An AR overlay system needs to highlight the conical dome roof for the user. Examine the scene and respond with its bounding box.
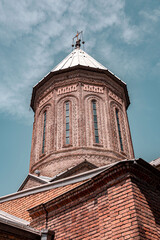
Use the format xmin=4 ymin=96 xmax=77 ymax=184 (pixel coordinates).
xmin=31 ymin=44 xmax=130 ymax=111
xmin=52 ymin=47 xmax=107 ymax=72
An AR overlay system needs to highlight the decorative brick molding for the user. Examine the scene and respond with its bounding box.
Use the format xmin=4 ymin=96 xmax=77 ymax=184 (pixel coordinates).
xmin=57 ymin=84 xmax=77 ymax=95
xmin=110 ymin=101 xmax=129 ymax=156
xmin=83 ymin=84 xmax=104 ymax=93
xmin=39 ymin=92 xmax=53 ymax=107
xmin=30 ymin=151 xmax=126 ymax=177
xmin=108 ymin=89 xmax=123 ymax=105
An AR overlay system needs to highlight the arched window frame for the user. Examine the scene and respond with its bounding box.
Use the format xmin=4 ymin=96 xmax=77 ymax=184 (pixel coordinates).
xmin=42 ymin=110 xmax=47 ymax=154
xmin=115 ymin=108 xmax=123 ymax=151
xmin=63 ymin=100 xmax=72 ymax=146
xmin=37 ymin=104 xmax=51 ymax=158
xmin=91 ymin=100 xmax=100 ymax=144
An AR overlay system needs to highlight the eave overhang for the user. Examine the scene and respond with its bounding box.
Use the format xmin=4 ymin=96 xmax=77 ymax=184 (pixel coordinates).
xmin=30 ymin=65 xmax=130 ymax=112
xmin=0 ymin=164 xmax=110 ymax=203
xmin=0 ymin=214 xmax=40 ymax=239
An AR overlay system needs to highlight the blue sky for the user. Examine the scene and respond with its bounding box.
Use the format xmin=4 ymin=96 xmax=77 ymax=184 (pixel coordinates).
xmin=0 ymin=0 xmax=160 ymax=196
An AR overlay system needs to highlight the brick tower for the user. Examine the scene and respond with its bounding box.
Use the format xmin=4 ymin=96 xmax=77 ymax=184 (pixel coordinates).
xmin=1 ymin=34 xmax=159 ymax=240
xmin=29 ymin=35 xmax=134 ymax=178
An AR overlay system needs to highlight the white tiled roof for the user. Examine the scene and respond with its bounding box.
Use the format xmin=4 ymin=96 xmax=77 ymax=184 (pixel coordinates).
xmin=52 ymin=48 xmax=107 ymax=72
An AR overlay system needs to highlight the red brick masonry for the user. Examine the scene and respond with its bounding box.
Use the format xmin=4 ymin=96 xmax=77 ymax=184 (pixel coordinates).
xmin=29 ymin=67 xmax=134 ymax=178
xmin=28 ymin=159 xmax=160 ymax=240
xmin=0 ymin=159 xmax=159 ymax=239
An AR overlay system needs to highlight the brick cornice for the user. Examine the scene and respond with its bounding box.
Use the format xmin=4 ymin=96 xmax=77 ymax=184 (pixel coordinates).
xmin=30 ymin=66 xmax=130 ymax=111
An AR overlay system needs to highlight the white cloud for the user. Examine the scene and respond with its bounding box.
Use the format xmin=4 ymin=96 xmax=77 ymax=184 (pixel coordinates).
xmin=140 ymin=8 xmax=160 ymax=23
xmin=0 ymin=1 xmax=45 ymax=43
xmin=98 ymin=42 xmax=144 ymax=82
xmin=120 ymin=19 xmax=140 ymax=44
xmin=0 ymin=0 xmax=158 ymax=122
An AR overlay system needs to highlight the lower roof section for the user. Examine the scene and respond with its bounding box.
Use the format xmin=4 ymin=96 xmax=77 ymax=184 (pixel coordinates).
xmin=0 ymin=210 xmax=40 ymax=239
xmin=0 ymin=159 xmax=159 ymax=222
xmin=18 ymin=160 xmax=97 ymax=191
xmin=150 ymin=157 xmax=160 ymax=170
xmin=0 ymin=161 xmax=115 ymax=203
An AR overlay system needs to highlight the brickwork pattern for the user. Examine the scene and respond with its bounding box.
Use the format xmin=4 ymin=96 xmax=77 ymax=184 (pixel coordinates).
xmin=0 ymin=181 xmax=85 ymax=221
xmin=30 ymin=179 xmax=142 ymax=239
xmin=31 ymin=153 xmax=124 ymax=178
xmin=132 ymin=178 xmax=160 ymax=239
xmin=29 ymin=163 xmax=160 ymax=240
xmin=110 ymin=100 xmax=129 ymax=155
xmin=0 ymin=161 xmax=159 ymax=239
xmin=29 ymin=69 xmax=134 ymax=178
xmin=21 ymin=178 xmax=43 ymax=190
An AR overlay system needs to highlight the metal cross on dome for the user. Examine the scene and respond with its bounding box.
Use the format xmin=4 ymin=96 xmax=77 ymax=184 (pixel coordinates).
xmin=75 ymin=31 xmax=82 ymax=41
xmin=72 ymin=31 xmax=85 ymax=49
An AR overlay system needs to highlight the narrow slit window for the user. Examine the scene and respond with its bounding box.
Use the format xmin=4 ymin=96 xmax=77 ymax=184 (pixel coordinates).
xmin=115 ymin=109 xmax=123 ymax=151
xmin=65 ymin=102 xmax=70 ymax=144
xmin=92 ymin=101 xmax=99 ymax=143
xmin=42 ymin=111 xmax=47 ymax=154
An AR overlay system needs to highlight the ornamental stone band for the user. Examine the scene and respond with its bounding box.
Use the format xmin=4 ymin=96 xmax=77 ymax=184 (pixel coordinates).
xmin=83 ymin=84 xmax=104 ymax=93
xmin=57 ymin=84 xmax=77 ymax=95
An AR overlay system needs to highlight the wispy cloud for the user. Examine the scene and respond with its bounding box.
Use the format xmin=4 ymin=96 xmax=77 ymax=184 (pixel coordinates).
xmin=140 ymin=8 xmax=160 ymax=23
xmin=0 ymin=0 xmax=159 ymax=123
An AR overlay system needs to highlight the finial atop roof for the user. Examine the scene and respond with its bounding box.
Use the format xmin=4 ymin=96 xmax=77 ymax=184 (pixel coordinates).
xmin=75 ymin=31 xmax=81 ymax=41
xmin=50 ymin=30 xmax=107 ymax=72
xmin=72 ymin=31 xmax=85 ymax=49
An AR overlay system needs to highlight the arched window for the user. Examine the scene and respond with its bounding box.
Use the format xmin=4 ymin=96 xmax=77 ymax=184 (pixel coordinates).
xmin=42 ymin=111 xmax=47 ymax=153
xmin=92 ymin=100 xmax=99 ymax=144
xmin=65 ymin=101 xmax=70 ymax=144
xmin=115 ymin=108 xmax=123 ymax=151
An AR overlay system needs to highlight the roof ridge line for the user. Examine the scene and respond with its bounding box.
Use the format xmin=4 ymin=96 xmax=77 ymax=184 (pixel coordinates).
xmin=0 ymin=163 xmax=113 ymax=202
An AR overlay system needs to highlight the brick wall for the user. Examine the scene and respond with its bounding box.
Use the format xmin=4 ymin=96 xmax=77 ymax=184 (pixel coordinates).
xmin=30 ymin=179 xmax=140 ymax=239
xmin=29 ymin=161 xmax=160 ymax=240
xmin=132 ymin=177 xmax=160 ymax=239
xmin=21 ymin=178 xmax=43 ymax=191
xmin=1 ymin=161 xmax=159 ymax=239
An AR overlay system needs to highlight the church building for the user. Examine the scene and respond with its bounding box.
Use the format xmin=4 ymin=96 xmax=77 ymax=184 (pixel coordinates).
xmin=0 ymin=33 xmax=160 ymax=240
